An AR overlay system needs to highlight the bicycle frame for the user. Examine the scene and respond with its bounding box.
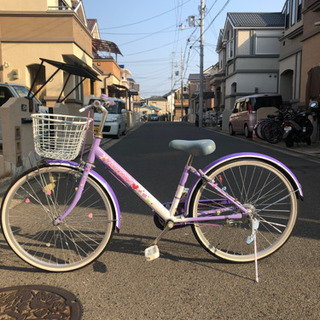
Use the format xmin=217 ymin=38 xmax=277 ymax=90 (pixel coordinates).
xmin=54 ymin=135 xmax=246 ymax=227
xmin=53 ymin=100 xmax=303 ymax=230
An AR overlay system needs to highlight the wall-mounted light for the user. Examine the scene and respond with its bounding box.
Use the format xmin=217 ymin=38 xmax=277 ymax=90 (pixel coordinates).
xmin=4 ymin=61 xmax=9 ymax=68
xmin=12 ymin=69 xmax=19 ymax=80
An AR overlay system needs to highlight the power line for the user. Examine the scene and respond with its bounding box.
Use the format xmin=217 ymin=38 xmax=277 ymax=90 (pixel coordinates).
xmin=119 ymin=25 xmax=176 ymax=46
xmin=123 ymin=31 xmax=191 ymax=56
xmin=204 ymin=0 xmax=231 ymax=34
xmin=100 ymin=0 xmax=192 ymax=30
xmin=100 ymin=29 xmax=177 ymax=36
xmin=188 ymin=0 xmax=231 ymax=50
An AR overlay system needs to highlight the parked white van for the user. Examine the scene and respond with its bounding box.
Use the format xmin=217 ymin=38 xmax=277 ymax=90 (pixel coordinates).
xmin=89 ymin=97 xmax=127 ymax=139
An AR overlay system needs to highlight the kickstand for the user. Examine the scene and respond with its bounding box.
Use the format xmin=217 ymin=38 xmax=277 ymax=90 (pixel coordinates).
xmin=145 ymin=224 xmax=171 ymax=261
xmin=247 ymin=218 xmax=260 ymax=283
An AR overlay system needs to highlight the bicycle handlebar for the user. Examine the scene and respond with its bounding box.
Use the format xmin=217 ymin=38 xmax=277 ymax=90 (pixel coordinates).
xmin=79 ymin=99 xmax=109 ymax=114
xmin=80 ymin=99 xmax=109 ymax=135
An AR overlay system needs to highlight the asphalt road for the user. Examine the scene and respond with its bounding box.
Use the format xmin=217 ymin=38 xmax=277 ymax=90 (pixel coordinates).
xmin=0 ymin=122 xmax=319 ymax=319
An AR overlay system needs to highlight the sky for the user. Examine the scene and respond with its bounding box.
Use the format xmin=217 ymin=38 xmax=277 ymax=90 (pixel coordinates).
xmin=82 ymin=0 xmax=285 ymax=98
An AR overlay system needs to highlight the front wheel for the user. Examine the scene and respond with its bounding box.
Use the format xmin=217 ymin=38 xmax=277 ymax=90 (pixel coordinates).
xmin=189 ymin=159 xmax=298 ymax=262
xmin=229 ymin=124 xmax=235 ymax=136
xmin=1 ymin=165 xmax=115 ymax=272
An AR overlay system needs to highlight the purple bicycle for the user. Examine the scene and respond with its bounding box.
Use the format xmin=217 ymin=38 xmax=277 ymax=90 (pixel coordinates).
xmin=0 ymin=99 xmax=302 ymax=281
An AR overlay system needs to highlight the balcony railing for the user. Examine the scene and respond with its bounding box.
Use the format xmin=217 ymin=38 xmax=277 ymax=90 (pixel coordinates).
xmin=174 ymin=99 xmax=189 ymax=107
xmin=47 ymin=5 xmax=73 ymax=12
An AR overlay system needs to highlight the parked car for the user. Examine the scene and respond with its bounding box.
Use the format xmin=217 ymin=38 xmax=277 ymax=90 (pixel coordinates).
xmin=148 ymin=113 xmax=159 ymax=121
xmin=0 ymin=82 xmax=42 ymax=109
xmin=0 ymin=82 xmax=42 ymax=144
xmin=228 ymin=94 xmax=282 ymax=138
xmin=90 ymin=97 xmax=127 ymax=139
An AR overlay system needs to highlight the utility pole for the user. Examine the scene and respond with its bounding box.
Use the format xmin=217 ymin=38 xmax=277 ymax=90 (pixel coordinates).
xmin=178 ymin=0 xmax=205 ymax=125
xmin=198 ymin=0 xmax=205 ymax=127
xmin=170 ymin=52 xmax=174 ymax=122
xmin=180 ymin=47 xmax=184 ymax=121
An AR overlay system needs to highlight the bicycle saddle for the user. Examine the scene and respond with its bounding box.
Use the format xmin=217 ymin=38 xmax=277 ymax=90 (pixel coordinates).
xmin=169 ymin=139 xmax=216 ymax=156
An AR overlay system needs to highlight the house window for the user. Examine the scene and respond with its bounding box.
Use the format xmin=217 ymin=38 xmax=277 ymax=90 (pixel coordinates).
xmin=229 ymin=40 xmax=234 ymax=59
xmin=297 ymin=0 xmax=302 ymax=21
xmin=227 ymin=37 xmax=234 ymax=60
xmin=291 ymin=0 xmax=296 ymax=26
xmin=255 ymin=37 xmax=280 ymax=54
xmin=285 ymin=0 xmax=290 ymax=29
xmin=58 ymin=0 xmax=68 ymax=10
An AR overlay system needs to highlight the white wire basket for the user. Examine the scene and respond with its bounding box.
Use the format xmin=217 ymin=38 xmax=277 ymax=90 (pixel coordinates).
xmin=31 ymin=113 xmax=92 ymax=161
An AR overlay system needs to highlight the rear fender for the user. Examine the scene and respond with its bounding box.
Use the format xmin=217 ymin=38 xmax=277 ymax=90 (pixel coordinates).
xmin=185 ymin=153 xmax=303 ymax=216
xmin=47 ymin=160 xmax=121 ymax=231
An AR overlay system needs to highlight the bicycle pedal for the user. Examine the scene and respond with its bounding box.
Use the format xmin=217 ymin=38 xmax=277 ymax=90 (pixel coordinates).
xmin=145 ymin=245 xmax=160 ymax=261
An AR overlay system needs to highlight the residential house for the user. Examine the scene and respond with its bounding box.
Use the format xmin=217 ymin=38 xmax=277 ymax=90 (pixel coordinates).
xmin=188 ymin=67 xmax=215 ymax=119
xmin=0 ymin=0 xmax=99 ymax=107
xmin=145 ymin=96 xmax=167 ymax=116
xmin=0 ymin=0 xmax=141 ymax=178
xmin=279 ymin=0 xmax=304 ymax=105
xmin=210 ymin=30 xmax=226 ymax=113
xmin=300 ymin=0 xmax=320 ymax=106
xmin=274 ymin=0 xmax=320 ymax=108
xmin=88 ymin=18 xmax=123 ymax=100
xmin=173 ymin=86 xmax=189 ymax=121
xmin=127 ymin=78 xmax=140 ymax=103
xmin=212 ymin=12 xmax=284 ymax=130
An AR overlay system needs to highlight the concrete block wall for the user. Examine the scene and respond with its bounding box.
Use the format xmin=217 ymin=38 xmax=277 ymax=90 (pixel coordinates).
xmin=0 ymin=97 xmax=39 ymax=179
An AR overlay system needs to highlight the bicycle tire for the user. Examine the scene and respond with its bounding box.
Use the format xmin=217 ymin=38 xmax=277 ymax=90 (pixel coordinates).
xmin=254 ymin=120 xmax=268 ymax=140
xmin=189 ymin=159 xmax=298 ymax=262
xmin=262 ymin=120 xmax=283 ymax=144
xmin=1 ymin=165 xmax=115 ymax=272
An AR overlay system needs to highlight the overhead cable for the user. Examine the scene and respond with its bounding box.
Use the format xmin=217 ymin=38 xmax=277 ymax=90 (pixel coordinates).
xmin=100 ymin=0 xmax=192 ymax=30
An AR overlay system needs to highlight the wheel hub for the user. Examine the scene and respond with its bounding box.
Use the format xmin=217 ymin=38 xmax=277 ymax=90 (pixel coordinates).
xmin=243 ymin=203 xmax=256 ymax=215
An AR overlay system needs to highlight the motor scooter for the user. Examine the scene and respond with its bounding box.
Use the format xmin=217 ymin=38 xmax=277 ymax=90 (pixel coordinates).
xmin=283 ymin=104 xmax=316 ymax=148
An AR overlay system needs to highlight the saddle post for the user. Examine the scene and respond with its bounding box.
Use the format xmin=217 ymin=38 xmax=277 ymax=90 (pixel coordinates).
xmin=169 ymin=154 xmax=194 ymax=217
xmin=145 ymin=154 xmax=194 ymax=262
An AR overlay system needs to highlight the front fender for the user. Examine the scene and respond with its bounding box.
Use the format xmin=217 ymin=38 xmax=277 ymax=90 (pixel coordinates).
xmin=47 ymin=160 xmax=121 ymax=231
xmin=185 ymin=153 xmax=303 ymax=215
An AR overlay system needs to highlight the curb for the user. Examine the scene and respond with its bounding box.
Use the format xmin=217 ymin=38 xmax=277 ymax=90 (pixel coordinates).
xmin=205 ymin=126 xmax=320 ymax=162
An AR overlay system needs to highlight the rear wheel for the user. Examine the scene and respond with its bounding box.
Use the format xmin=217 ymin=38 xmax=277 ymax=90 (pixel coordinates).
xmin=262 ymin=121 xmax=283 ymax=144
xmin=189 ymin=159 xmax=298 ymax=262
xmin=1 ymin=165 xmax=115 ymax=272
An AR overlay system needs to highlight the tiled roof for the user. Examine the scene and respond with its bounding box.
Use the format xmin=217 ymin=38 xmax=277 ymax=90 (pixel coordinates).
xmin=87 ymin=19 xmax=97 ymax=33
xmin=148 ymin=96 xmax=166 ymax=101
xmin=188 ymin=74 xmax=200 ymax=81
xmin=228 ymin=12 xmax=284 ymax=28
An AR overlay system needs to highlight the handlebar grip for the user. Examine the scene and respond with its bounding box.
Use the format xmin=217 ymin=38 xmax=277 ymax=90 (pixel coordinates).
xmin=79 ymin=105 xmax=92 ymax=113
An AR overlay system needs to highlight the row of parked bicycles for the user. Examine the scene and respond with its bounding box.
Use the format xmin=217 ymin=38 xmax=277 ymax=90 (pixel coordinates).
xmin=254 ymin=101 xmax=319 ymax=147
